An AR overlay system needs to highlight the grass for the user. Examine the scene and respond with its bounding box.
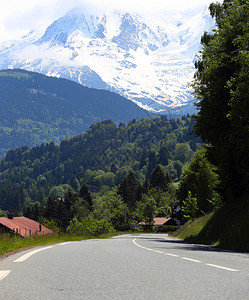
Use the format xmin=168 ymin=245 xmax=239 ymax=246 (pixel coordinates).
xmin=173 ymin=212 xmax=215 ymax=241
xmin=0 ymin=232 xmax=128 ymax=257
xmin=173 ymin=199 xmax=249 ymax=252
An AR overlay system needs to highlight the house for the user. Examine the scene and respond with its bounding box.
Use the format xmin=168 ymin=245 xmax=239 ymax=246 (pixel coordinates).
xmin=0 ymin=215 xmax=55 ymax=237
xmin=139 ymin=217 xmax=180 ymax=231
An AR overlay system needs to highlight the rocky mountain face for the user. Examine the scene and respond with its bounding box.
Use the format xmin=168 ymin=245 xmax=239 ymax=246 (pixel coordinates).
xmin=0 ymin=8 xmax=215 ymax=115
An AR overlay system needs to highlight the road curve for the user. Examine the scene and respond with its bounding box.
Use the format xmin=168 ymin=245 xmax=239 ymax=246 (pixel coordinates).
xmin=0 ymin=234 xmax=249 ymax=299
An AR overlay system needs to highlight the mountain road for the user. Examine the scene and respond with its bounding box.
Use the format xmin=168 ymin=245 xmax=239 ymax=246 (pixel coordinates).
xmin=0 ymin=234 xmax=248 ymax=299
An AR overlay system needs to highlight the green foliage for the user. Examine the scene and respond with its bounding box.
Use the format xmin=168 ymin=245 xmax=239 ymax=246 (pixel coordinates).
xmin=179 ymin=149 xmax=220 ymax=214
xmin=20 ymin=150 xmax=180 ymax=234
xmin=0 ymin=115 xmax=198 ymax=211
xmin=117 ymin=172 xmax=138 ymax=210
xmin=0 ymin=209 xmax=7 ymax=217
xmin=141 ymin=195 xmax=157 ymax=225
xmin=193 ymin=0 xmax=249 ymax=202
xmin=80 ymin=216 xmax=114 ymax=236
xmin=150 ymin=165 xmax=171 ymax=192
xmin=49 ymin=186 xmax=65 ymax=200
xmin=92 ymin=189 xmax=132 ymax=230
xmin=174 ymin=143 xmax=193 ymax=163
xmin=174 ymin=197 xmax=249 ymax=252
xmin=109 ymin=203 xmax=132 ymax=231
xmin=66 ymin=217 xmax=84 ymax=235
xmin=148 ymin=186 xmax=176 ymax=216
xmin=79 ymin=184 xmax=93 ymax=210
xmin=23 ymin=188 xmax=91 ymax=231
xmin=0 ymin=185 xmax=26 ymax=211
xmin=182 ymin=191 xmax=198 ymax=220
xmin=37 ymin=217 xmax=61 ymax=234
xmin=93 ymin=190 xmax=123 ymax=218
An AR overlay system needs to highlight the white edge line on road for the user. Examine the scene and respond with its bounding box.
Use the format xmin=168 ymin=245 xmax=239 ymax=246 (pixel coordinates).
xmin=181 ymin=257 xmax=201 ymax=263
xmin=133 ymin=238 xmax=240 ymax=272
xmin=0 ymin=270 xmax=11 ymax=281
xmin=164 ymin=253 xmax=179 ymax=257
xmin=13 ymin=246 xmax=54 ymax=263
xmin=154 ymin=250 xmax=165 ymax=254
xmin=205 ymin=263 xmax=239 ymax=272
xmin=59 ymin=242 xmax=74 ymax=246
xmin=133 ymin=238 xmax=145 ymax=249
xmin=133 ymin=238 xmax=179 ymax=256
xmin=133 ymin=238 xmax=154 ymax=251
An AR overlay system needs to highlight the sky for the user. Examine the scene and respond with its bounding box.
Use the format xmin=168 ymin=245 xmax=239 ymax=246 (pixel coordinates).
xmin=0 ymin=0 xmax=221 ymax=43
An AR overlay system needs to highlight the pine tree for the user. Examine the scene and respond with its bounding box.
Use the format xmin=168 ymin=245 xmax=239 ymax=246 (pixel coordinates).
xmin=117 ymin=172 xmax=138 ymax=210
xmin=150 ymin=165 xmax=171 ymax=192
xmin=79 ymin=184 xmax=93 ymax=210
xmin=158 ymin=146 xmax=169 ymax=166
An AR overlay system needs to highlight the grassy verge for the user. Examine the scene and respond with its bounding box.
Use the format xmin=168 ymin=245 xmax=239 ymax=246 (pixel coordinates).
xmin=173 ymin=200 xmax=249 ymax=252
xmin=0 ymin=232 xmax=128 ymax=257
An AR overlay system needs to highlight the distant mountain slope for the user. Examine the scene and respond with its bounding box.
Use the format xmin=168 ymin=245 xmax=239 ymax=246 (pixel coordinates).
xmin=0 ymin=69 xmax=152 ymax=158
xmin=0 ymin=8 xmax=215 ymax=114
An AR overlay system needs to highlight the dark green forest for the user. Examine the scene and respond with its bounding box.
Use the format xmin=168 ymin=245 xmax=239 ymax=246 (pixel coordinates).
xmin=193 ymin=0 xmax=249 ymax=203
xmin=172 ymin=0 xmax=249 ymax=250
xmin=0 ymin=115 xmax=200 ymax=211
xmin=0 ymin=114 xmax=210 ymax=234
xmin=0 ymin=69 xmax=152 ymax=158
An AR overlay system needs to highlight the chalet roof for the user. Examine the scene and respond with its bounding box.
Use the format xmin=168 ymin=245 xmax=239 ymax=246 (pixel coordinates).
xmin=0 ymin=216 xmax=54 ymax=237
xmin=139 ymin=217 xmax=172 ymax=226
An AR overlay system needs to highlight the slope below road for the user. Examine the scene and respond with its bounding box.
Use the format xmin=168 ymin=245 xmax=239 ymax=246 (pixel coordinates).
xmin=0 ymin=234 xmax=248 ymax=299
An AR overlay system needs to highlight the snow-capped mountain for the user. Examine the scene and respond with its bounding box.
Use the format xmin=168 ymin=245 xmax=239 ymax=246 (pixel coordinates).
xmin=0 ymin=8 xmax=215 ymax=115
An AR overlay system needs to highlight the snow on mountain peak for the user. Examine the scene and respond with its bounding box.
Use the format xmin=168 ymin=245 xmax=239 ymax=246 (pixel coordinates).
xmin=0 ymin=7 xmax=215 ymax=115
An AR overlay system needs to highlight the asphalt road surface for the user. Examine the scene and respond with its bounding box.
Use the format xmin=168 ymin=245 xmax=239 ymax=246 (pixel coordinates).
xmin=0 ymin=234 xmax=249 ymax=299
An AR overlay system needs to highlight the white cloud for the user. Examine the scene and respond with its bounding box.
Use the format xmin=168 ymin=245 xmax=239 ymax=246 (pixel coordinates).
xmin=0 ymin=0 xmax=221 ymax=43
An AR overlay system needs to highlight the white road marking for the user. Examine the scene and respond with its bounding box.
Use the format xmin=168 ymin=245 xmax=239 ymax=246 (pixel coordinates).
xmin=133 ymin=238 xmax=241 ymax=272
xmin=0 ymin=270 xmax=11 ymax=281
xmin=181 ymin=257 xmax=201 ymax=263
xmin=59 ymin=242 xmax=74 ymax=246
xmin=205 ymin=264 xmax=239 ymax=272
xmin=133 ymin=238 xmax=146 ymax=249
xmin=134 ymin=238 xmax=179 ymax=257
xmin=13 ymin=246 xmax=54 ymax=263
xmin=146 ymin=248 xmax=156 ymax=252
xmin=164 ymin=253 xmax=179 ymax=257
xmin=154 ymin=250 xmax=164 ymax=254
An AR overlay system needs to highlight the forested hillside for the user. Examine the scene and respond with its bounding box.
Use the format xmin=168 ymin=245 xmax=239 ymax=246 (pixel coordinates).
xmin=0 ymin=115 xmax=200 ymax=211
xmin=193 ymin=0 xmax=249 ymax=203
xmin=172 ymin=0 xmax=249 ymax=251
xmin=0 ymin=69 xmax=152 ymax=158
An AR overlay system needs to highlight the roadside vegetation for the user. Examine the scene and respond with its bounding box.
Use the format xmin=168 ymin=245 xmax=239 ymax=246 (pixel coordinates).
xmin=174 ymin=199 xmax=249 ymax=252
xmin=174 ymin=0 xmax=249 ymax=251
xmin=0 ymin=232 xmax=131 ymax=257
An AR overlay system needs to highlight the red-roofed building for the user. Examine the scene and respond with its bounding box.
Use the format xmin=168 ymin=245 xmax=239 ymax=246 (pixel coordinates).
xmin=139 ymin=217 xmax=172 ymax=226
xmin=0 ymin=216 xmax=55 ymax=237
xmin=139 ymin=217 xmax=180 ymax=231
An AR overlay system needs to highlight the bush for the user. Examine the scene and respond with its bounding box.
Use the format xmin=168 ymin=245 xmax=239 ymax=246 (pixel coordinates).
xmin=66 ymin=216 xmax=114 ymax=236
xmin=38 ymin=217 xmax=61 ymax=234
xmin=77 ymin=216 xmax=115 ymax=236
xmin=66 ymin=217 xmax=84 ymax=235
